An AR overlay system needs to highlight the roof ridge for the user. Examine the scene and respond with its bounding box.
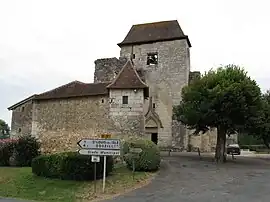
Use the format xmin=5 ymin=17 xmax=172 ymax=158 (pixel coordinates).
xmin=118 ymin=19 xmax=191 ymax=47
xmin=7 ymin=94 xmax=37 ymax=110
xmin=132 ymin=62 xmax=148 ymax=87
xmin=37 ymin=80 xmax=83 ymax=97
xmin=106 ymin=60 xmax=148 ymax=89
xmin=133 ymin=19 xmax=177 ymax=26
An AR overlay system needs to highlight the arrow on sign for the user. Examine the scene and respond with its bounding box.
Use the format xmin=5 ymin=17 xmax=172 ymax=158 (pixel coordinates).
xmin=77 ymin=139 xmax=120 ymax=150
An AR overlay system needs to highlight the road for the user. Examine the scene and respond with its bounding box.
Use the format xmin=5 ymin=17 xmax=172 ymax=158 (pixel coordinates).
xmin=1 ymin=153 xmax=270 ymax=202
xmin=105 ymin=153 xmax=270 ymax=202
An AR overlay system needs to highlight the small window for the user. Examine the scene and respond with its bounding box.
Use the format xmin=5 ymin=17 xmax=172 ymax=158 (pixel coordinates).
xmin=113 ymin=71 xmax=117 ymax=78
xmin=18 ymin=128 xmax=21 ymax=133
xmin=21 ymin=107 xmax=25 ymax=112
xmin=147 ymin=53 xmax=158 ymax=65
xmin=133 ymin=54 xmax=135 ymax=59
xmin=122 ymin=96 xmax=128 ymax=104
xmin=153 ymin=103 xmax=156 ymax=109
xmin=101 ymin=99 xmax=104 ymax=103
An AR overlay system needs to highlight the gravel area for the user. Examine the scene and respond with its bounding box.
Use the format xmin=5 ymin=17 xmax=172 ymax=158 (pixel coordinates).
xmin=105 ymin=153 xmax=270 ymax=202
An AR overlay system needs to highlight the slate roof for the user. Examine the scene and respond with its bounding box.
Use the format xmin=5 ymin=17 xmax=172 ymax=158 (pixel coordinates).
xmin=118 ymin=20 xmax=191 ymax=47
xmin=34 ymin=81 xmax=110 ymax=100
xmin=7 ymin=81 xmax=110 ymax=110
xmin=107 ymin=60 xmax=148 ymax=89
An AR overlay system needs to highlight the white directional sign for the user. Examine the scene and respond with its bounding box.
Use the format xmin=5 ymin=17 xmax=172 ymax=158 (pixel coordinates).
xmin=77 ymin=139 xmax=120 ymax=150
xmin=79 ymin=149 xmax=121 ymax=156
xmin=130 ymin=148 xmax=142 ymax=153
xmin=91 ymin=156 xmax=100 ymax=162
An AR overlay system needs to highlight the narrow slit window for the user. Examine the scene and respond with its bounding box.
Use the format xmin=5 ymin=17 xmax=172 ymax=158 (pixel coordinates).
xmin=153 ymin=103 xmax=156 ymax=108
xmin=147 ymin=53 xmax=158 ymax=65
xmin=18 ymin=128 xmax=21 ymax=133
xmin=101 ymin=99 xmax=104 ymax=103
xmin=122 ymin=96 xmax=128 ymax=104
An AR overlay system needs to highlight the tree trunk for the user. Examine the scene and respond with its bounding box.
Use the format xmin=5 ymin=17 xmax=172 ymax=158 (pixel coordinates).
xmin=215 ymin=127 xmax=227 ymax=163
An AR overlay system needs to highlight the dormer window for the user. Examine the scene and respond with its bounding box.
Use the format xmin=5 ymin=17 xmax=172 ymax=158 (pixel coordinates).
xmin=147 ymin=53 xmax=158 ymax=65
xmin=122 ymin=96 xmax=128 ymax=104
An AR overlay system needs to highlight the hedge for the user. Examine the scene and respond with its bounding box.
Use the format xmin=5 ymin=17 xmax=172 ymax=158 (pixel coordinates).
xmin=122 ymin=139 xmax=161 ymax=172
xmin=31 ymin=152 xmax=114 ymax=181
xmin=240 ymin=144 xmax=270 ymax=152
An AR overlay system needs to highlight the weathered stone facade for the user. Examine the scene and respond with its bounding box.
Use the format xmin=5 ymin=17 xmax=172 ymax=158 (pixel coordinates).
xmin=189 ymin=128 xmax=218 ymax=152
xmin=119 ymin=40 xmax=190 ymax=147
xmin=109 ymin=89 xmax=145 ymax=137
xmin=32 ymin=96 xmax=112 ymax=153
xmin=94 ymin=57 xmax=127 ymax=83
xmin=10 ymin=100 xmax=33 ymax=137
xmin=8 ymin=20 xmax=227 ymax=153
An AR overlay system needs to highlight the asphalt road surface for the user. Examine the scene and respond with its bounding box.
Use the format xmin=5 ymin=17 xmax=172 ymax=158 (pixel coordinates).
xmin=105 ymin=153 xmax=270 ymax=202
xmin=1 ymin=153 xmax=270 ymax=202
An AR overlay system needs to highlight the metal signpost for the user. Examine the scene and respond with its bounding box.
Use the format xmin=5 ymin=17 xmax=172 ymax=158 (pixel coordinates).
xmin=77 ymin=135 xmax=120 ymax=193
xmin=91 ymin=156 xmax=100 ymax=193
xmin=129 ymin=147 xmax=142 ymax=180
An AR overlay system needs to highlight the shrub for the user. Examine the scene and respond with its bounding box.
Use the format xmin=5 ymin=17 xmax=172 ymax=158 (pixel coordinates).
xmin=122 ymin=139 xmax=161 ymax=172
xmin=0 ymin=140 xmax=16 ymax=166
xmin=0 ymin=136 xmax=40 ymax=167
xmin=240 ymin=144 xmax=269 ymax=152
xmin=14 ymin=135 xmax=41 ymax=166
xmin=32 ymin=152 xmax=114 ymax=181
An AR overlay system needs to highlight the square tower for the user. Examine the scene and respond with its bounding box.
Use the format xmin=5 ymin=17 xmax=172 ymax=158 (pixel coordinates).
xmin=117 ymin=20 xmax=191 ymax=148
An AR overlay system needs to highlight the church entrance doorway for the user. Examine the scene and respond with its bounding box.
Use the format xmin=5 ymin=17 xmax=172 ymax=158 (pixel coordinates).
xmin=151 ymin=133 xmax=158 ymax=144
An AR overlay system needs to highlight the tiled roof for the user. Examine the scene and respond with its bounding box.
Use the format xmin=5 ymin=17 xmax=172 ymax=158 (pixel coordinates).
xmin=8 ymin=81 xmax=110 ymax=110
xmin=107 ymin=60 xmax=148 ymax=89
xmin=118 ymin=20 xmax=191 ymax=47
xmin=34 ymin=81 xmax=110 ymax=100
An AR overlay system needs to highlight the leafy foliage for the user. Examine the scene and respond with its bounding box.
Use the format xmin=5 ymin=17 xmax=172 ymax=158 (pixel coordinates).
xmin=122 ymin=139 xmax=160 ymax=171
xmin=174 ymin=65 xmax=262 ymax=133
xmin=31 ymin=152 xmax=114 ymax=181
xmin=173 ymin=65 xmax=262 ymax=162
xmin=0 ymin=119 xmax=10 ymax=139
xmin=14 ymin=135 xmax=41 ymax=166
xmin=238 ymin=133 xmax=263 ymax=145
xmin=245 ymin=91 xmax=270 ymax=148
xmin=0 ymin=140 xmax=16 ymax=166
xmin=0 ymin=135 xmax=40 ymax=166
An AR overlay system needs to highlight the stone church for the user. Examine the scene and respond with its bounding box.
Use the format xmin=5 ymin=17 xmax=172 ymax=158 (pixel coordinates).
xmin=8 ymin=20 xmax=221 ymax=153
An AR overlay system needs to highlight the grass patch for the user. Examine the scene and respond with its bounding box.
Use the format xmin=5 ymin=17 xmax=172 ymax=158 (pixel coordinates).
xmin=0 ymin=164 xmax=157 ymax=202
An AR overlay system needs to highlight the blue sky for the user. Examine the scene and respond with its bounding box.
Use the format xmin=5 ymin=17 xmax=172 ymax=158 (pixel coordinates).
xmin=1 ymin=0 xmax=270 ymax=125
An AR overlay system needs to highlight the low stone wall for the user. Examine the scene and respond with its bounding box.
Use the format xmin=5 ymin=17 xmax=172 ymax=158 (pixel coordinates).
xmin=189 ymin=128 xmax=217 ymax=152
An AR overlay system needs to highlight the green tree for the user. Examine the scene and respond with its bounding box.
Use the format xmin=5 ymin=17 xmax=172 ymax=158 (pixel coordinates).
xmin=173 ymin=65 xmax=262 ymax=163
xmin=245 ymin=91 xmax=270 ymax=148
xmin=0 ymin=119 xmax=10 ymax=139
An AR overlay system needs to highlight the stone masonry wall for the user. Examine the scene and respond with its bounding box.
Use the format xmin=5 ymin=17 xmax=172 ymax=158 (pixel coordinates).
xmin=109 ymin=89 xmax=145 ymax=137
xmin=172 ymin=120 xmax=187 ymax=149
xmin=94 ymin=57 xmax=127 ymax=83
xmin=10 ymin=100 xmax=33 ymax=138
xmin=32 ymin=96 xmax=115 ymax=154
xmin=189 ymin=128 xmax=217 ymax=152
xmin=120 ymin=39 xmax=190 ymax=147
